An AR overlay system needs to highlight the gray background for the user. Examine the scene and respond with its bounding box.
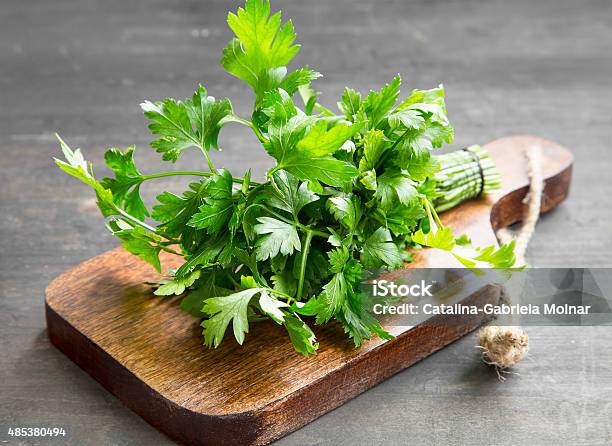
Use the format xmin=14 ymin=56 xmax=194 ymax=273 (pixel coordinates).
xmin=1 ymin=0 xmax=612 ymax=444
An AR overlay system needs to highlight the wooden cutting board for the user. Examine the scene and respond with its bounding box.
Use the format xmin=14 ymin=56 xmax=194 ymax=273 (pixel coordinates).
xmin=45 ymin=136 xmax=572 ymax=445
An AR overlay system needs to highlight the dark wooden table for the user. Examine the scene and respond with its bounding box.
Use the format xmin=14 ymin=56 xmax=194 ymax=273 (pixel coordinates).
xmin=1 ymin=0 xmax=611 ymax=444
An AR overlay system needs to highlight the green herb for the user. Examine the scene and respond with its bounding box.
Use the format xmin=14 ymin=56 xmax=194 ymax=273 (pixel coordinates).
xmin=55 ymin=0 xmax=516 ymax=355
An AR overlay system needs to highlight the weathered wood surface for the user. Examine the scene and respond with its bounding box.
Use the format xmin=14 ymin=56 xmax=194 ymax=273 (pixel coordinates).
xmin=2 ymin=0 xmax=612 ymax=445
xmin=43 ymin=136 xmax=571 ymax=445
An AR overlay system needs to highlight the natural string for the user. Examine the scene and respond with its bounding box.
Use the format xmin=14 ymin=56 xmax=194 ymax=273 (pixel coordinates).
xmin=479 ymin=146 xmax=544 ymax=378
xmin=496 ymin=145 xmax=544 ymax=264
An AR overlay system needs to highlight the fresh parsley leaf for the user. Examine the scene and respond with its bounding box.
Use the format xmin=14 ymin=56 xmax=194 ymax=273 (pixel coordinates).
xmin=328 ymin=246 xmax=351 ymax=273
xmin=277 ymin=154 xmax=358 ymax=188
xmin=176 ymin=234 xmax=228 ymax=277
xmin=455 ymin=234 xmax=472 ymax=246
xmin=259 ymin=88 xmax=299 ymax=129
xmin=359 ymin=169 xmax=377 ymax=191
xmin=339 ymin=298 xmax=393 ymax=347
xmin=188 ymin=169 xmax=235 ymax=234
xmin=338 ymin=302 xmax=373 ymax=346
xmin=327 ymin=193 xmax=361 ymax=232
xmin=254 ymin=217 xmax=301 ymax=260
xmin=201 ymin=285 xmax=262 ymax=347
xmin=412 ymin=227 xmax=456 ymax=251
xmin=152 ymin=180 xmax=208 ymax=250
xmin=271 ymin=271 xmax=298 ymax=296
xmin=107 ymin=219 xmax=163 ymax=272
xmin=338 ymin=87 xmax=362 ymax=122
xmin=375 ymin=170 xmax=418 ymax=209
xmin=261 ymin=93 xmax=360 ymax=187
xmin=363 ymin=75 xmax=401 ymax=129
xmin=383 ymin=202 xmax=425 ymax=236
xmin=472 ymin=240 xmax=517 ymax=268
xmin=54 ymin=135 xmax=116 ymax=217
xmin=360 ymin=227 xmax=403 ymax=269
xmin=180 ymin=271 xmax=232 ymax=316
xmin=221 ymin=0 xmax=300 ymax=100
xmin=266 ymin=116 xmax=359 ymax=187
xmin=389 ymin=108 xmax=425 ymax=130
xmin=155 ymin=269 xmax=201 ymax=296
xmin=358 ymin=129 xmax=386 ymax=172
xmin=141 ymin=84 xmax=232 ymax=162
xmin=279 ymin=67 xmax=321 ymax=96
xmin=396 ymin=85 xmax=448 ymax=125
xmin=268 ymin=170 xmax=319 ymax=216
xmin=405 ymin=151 xmax=440 ymax=182
xmin=258 ymin=292 xmax=289 ymax=323
xmin=54 ymin=135 xmax=98 ymax=189
xmin=101 ymin=146 xmax=148 ymax=220
xmin=296 ymin=121 xmax=362 ymax=156
xmin=316 ymin=271 xmax=347 ymax=323
xmin=298 ymin=83 xmax=330 ymax=116
xmin=423 ymin=122 xmax=454 ymax=148
xmin=284 ymin=314 xmax=318 ymax=356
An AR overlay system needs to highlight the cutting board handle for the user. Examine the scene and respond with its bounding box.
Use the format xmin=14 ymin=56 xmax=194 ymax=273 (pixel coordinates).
xmin=485 ymin=135 xmax=573 ymax=230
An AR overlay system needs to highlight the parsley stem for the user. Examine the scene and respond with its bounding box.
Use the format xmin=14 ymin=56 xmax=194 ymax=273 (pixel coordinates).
xmin=159 ymin=246 xmax=183 ymax=256
xmin=250 ymin=123 xmax=267 ymax=144
xmin=424 ymin=197 xmax=435 ymax=228
xmin=424 ymin=198 xmax=444 ymax=230
xmin=142 ymin=171 xmax=260 ymax=186
xmin=263 ymin=287 xmax=295 ymax=304
xmin=224 ymin=269 xmax=241 ymax=288
xmin=233 ymin=114 xmax=268 ymax=144
xmin=431 ymin=202 xmax=444 ymax=228
xmin=200 ymin=147 xmax=216 ymax=172
xmin=256 ymin=205 xmax=294 ymax=225
xmin=296 ymin=231 xmax=313 ymax=300
xmin=251 ymin=263 xmax=268 ymax=287
xmin=309 ymin=229 xmax=330 ymax=239
xmin=390 ymin=127 xmax=412 ymax=151
xmin=112 ymin=204 xmax=182 ymax=245
xmin=115 ymin=206 xmax=158 ymax=233
xmin=432 ymin=146 xmax=501 ymax=212
xmin=142 ymin=171 xmax=209 ymax=179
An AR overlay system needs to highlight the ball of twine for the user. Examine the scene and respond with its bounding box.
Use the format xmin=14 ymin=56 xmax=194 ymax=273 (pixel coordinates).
xmin=478 ymin=326 xmax=529 ymax=380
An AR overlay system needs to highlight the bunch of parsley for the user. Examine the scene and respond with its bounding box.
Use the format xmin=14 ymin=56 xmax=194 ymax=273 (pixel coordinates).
xmin=56 ymin=0 xmax=515 ymax=356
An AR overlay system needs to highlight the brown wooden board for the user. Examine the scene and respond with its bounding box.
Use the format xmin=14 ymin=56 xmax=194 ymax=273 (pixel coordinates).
xmin=45 ymin=136 xmax=572 ymax=445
